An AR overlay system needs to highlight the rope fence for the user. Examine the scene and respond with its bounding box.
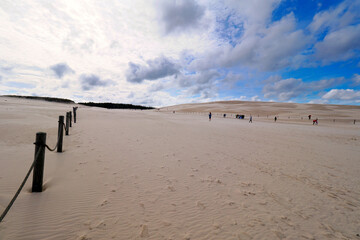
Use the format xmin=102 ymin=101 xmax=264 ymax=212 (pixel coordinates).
xmin=0 ymin=149 xmax=40 ymax=222
xmin=0 ymin=107 xmax=78 ymax=223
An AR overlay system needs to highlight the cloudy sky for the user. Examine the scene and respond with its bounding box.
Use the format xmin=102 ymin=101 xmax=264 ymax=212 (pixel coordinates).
xmin=0 ymin=0 xmax=359 ymax=106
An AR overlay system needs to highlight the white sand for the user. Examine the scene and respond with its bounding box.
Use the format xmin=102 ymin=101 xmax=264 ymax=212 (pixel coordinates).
xmin=0 ymin=97 xmax=359 ymax=239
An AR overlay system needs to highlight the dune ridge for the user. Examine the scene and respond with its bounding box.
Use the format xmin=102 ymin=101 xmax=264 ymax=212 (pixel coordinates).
xmin=0 ymin=97 xmax=359 ymax=239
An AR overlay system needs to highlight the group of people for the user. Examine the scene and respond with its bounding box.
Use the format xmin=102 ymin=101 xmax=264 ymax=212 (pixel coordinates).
xmin=208 ymin=112 xmax=319 ymax=125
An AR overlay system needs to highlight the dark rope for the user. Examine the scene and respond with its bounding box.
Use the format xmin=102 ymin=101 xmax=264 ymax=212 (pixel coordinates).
xmin=63 ymin=121 xmax=68 ymax=132
xmin=45 ymin=143 xmax=57 ymax=152
xmin=0 ymin=148 xmax=41 ymax=222
xmin=0 ymin=120 xmax=71 ymax=222
xmin=42 ymin=122 xmax=66 ymax=152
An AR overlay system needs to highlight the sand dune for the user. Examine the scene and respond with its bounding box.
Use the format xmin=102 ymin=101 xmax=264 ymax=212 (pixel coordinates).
xmin=162 ymin=101 xmax=360 ymax=124
xmin=0 ymin=97 xmax=359 ymax=239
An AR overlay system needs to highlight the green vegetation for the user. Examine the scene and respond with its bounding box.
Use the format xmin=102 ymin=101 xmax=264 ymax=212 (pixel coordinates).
xmin=2 ymin=95 xmax=155 ymax=110
xmin=3 ymin=95 xmax=75 ymax=104
xmin=78 ymin=102 xmax=155 ymax=110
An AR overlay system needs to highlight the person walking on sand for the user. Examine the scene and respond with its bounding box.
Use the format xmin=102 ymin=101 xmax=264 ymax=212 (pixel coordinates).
xmin=249 ymin=115 xmax=252 ymax=123
xmin=274 ymin=116 xmax=277 ymax=122
xmin=209 ymin=112 xmax=212 ymax=121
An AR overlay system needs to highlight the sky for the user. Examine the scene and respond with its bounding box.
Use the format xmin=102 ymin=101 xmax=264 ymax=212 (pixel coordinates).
xmin=0 ymin=0 xmax=359 ymax=107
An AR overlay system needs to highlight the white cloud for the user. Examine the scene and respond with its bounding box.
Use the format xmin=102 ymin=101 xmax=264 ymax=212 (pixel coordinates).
xmin=80 ymin=74 xmax=114 ymax=91
xmin=309 ymin=0 xmax=360 ymax=34
xmin=50 ymin=63 xmax=75 ymax=78
xmin=220 ymin=72 xmax=242 ymax=88
xmin=352 ymin=74 xmax=360 ymax=85
xmin=176 ymin=70 xmax=220 ymax=99
xmin=251 ymin=95 xmax=261 ymax=101
xmin=159 ymin=0 xmax=206 ymax=34
xmin=308 ymin=0 xmax=360 ymax=64
xmin=314 ymin=24 xmax=360 ymax=63
xmin=190 ymin=12 xmax=310 ymax=71
xmin=126 ymin=56 xmax=180 ymax=83
xmin=0 ymin=0 xmax=359 ymax=106
xmin=308 ymin=99 xmax=329 ymax=104
xmin=225 ymin=0 xmax=281 ymax=27
xmin=322 ymin=89 xmax=360 ymax=101
xmin=263 ymin=78 xmax=304 ymax=101
xmin=263 ymin=76 xmax=342 ymax=101
xmin=0 ymin=0 xmax=218 ymax=105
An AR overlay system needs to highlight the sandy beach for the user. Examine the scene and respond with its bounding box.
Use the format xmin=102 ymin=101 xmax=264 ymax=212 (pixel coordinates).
xmin=0 ymin=97 xmax=359 ymax=240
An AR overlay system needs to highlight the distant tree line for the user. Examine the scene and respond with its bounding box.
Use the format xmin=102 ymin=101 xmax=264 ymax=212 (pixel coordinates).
xmin=3 ymin=95 xmax=75 ymax=104
xmin=2 ymin=95 xmax=155 ymax=110
xmin=78 ymin=102 xmax=155 ymax=110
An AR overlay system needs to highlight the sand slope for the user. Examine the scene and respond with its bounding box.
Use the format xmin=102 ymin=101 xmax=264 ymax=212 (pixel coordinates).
xmin=163 ymin=101 xmax=360 ymax=124
xmin=0 ymin=97 xmax=359 ymax=239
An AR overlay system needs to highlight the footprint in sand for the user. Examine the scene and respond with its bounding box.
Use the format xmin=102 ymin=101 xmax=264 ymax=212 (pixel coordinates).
xmin=77 ymin=233 xmax=91 ymax=240
xmin=162 ymin=221 xmax=172 ymax=227
xmin=273 ymin=230 xmax=286 ymax=239
xmin=212 ymin=223 xmax=222 ymax=230
xmin=140 ymin=224 xmax=149 ymax=237
xmin=236 ymin=232 xmax=252 ymax=240
xmin=89 ymin=220 xmax=106 ymax=230
xmin=95 ymin=220 xmax=107 ymax=229
xmin=280 ymin=216 xmax=294 ymax=227
xmin=243 ymin=191 xmax=256 ymax=196
xmin=168 ymin=186 xmax=176 ymax=192
xmin=196 ymin=201 xmax=206 ymax=210
xmin=184 ymin=233 xmax=191 ymax=240
xmin=99 ymin=199 xmax=109 ymax=207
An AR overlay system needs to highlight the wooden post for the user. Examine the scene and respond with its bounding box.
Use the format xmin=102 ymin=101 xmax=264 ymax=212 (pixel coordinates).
xmin=57 ymin=116 xmax=64 ymax=152
xmin=65 ymin=112 xmax=70 ymax=136
xmin=32 ymin=132 xmax=46 ymax=192
xmin=73 ymin=107 xmax=77 ymax=123
xmin=69 ymin=111 xmax=72 ymax=128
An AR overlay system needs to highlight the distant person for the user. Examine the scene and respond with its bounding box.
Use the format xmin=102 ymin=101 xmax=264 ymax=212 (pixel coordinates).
xmin=209 ymin=112 xmax=212 ymax=121
xmin=223 ymin=114 xmax=226 ymax=118
xmin=249 ymin=115 xmax=252 ymax=123
xmin=274 ymin=116 xmax=277 ymax=122
xmin=308 ymin=115 xmax=311 ymax=120
xmin=313 ymin=118 xmax=318 ymax=125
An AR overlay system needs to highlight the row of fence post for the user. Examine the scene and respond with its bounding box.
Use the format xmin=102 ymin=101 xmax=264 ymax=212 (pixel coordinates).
xmin=32 ymin=107 xmax=78 ymax=192
xmin=0 ymin=107 xmax=79 ymax=222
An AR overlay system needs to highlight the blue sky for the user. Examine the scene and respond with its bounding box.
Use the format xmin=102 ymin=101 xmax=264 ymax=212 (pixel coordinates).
xmin=0 ymin=0 xmax=359 ymax=106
